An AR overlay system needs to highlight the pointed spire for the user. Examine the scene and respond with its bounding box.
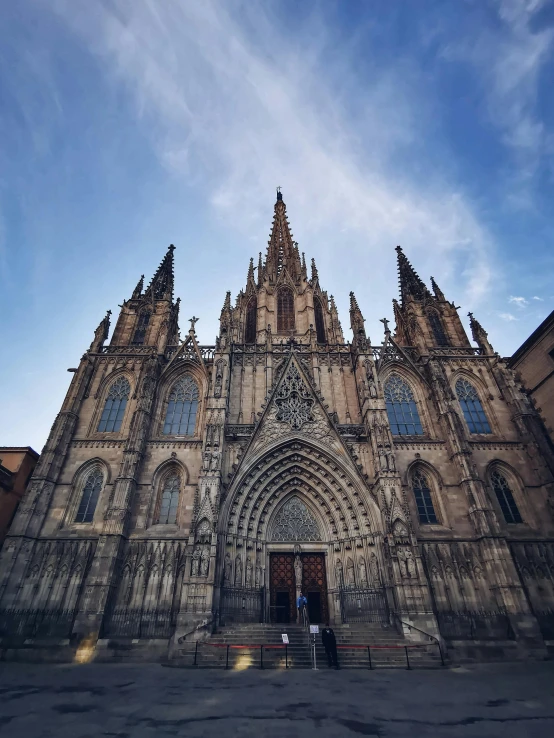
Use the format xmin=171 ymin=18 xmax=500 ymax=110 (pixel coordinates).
xmin=395 ymin=245 xmax=431 ymax=304
xmin=247 ymin=257 xmax=255 ymax=287
xmin=430 ymin=276 xmax=445 ymax=301
xmin=311 ymin=258 xmax=319 ymax=283
xmin=144 ymin=244 xmax=175 ymax=302
xmin=257 ymin=252 xmax=264 ymax=287
xmin=301 ymin=252 xmax=307 ymax=280
xmin=221 ymin=290 xmax=231 ymax=315
xmin=219 ymin=290 xmax=232 ymax=339
xmin=329 ymin=295 xmax=344 ymax=343
xmin=468 ymin=312 xmax=494 ymax=354
xmin=349 ymin=291 xmax=367 ymax=343
xmin=132 ymin=274 xmax=144 ymax=299
xmin=264 ymin=190 xmax=302 ymax=282
xmin=89 ymin=309 xmax=111 ymax=352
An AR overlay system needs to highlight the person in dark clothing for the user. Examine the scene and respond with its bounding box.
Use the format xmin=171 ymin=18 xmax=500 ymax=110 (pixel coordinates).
xmin=321 ymin=624 xmax=339 ymax=668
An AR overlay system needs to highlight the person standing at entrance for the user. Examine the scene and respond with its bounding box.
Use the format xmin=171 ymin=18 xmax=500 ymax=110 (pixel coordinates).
xmin=297 ymin=592 xmax=308 ymax=625
xmin=321 ymin=624 xmax=339 ymax=668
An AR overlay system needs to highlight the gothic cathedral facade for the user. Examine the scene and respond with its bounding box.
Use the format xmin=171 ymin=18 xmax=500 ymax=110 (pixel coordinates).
xmin=2 ymin=191 xmax=554 ymax=661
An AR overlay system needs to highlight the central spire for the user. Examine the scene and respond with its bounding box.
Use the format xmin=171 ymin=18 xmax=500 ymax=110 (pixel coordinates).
xmin=264 ymin=190 xmax=302 ymax=283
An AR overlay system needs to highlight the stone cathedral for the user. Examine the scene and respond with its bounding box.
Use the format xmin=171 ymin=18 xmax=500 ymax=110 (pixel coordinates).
xmin=2 ymin=191 xmax=554 ymax=663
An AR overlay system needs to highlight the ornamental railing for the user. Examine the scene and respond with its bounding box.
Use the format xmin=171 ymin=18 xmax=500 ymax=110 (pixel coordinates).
xmin=101 ymin=607 xmax=177 ymax=639
xmin=0 ymin=608 xmax=77 ymax=640
xmin=436 ymin=610 xmax=515 ymax=641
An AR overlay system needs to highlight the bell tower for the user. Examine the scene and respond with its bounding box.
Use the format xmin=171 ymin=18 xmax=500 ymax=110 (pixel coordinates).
xmin=110 ymin=244 xmax=180 ymax=354
xmin=392 ymin=245 xmax=471 ymax=350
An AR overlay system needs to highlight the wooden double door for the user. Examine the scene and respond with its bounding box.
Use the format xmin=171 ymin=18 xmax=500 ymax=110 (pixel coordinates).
xmin=269 ymin=553 xmax=328 ymax=624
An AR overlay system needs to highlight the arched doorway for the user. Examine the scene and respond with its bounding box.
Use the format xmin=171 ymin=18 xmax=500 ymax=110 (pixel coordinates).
xmin=267 ymin=496 xmax=328 ymax=624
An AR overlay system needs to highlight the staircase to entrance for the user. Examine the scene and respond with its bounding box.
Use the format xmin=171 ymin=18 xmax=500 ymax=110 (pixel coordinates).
xmin=171 ymin=622 xmax=445 ymax=669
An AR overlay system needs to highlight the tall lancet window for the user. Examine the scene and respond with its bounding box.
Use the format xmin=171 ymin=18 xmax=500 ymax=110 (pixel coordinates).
xmin=163 ymin=375 xmax=199 ymax=435
xmin=427 ymin=310 xmax=449 ymax=346
xmin=245 ymin=297 xmax=257 ymax=343
xmin=277 ymin=287 xmax=295 ymax=332
xmin=455 ymin=378 xmax=491 ymax=434
xmin=157 ymin=473 xmax=181 ymax=525
xmin=132 ymin=310 xmax=151 ymax=345
xmin=491 ymin=470 xmax=522 ymax=524
xmin=98 ymin=377 xmax=130 ymax=433
xmin=411 ymin=469 xmax=438 ymax=524
xmin=384 ymin=374 xmax=423 ymax=435
xmin=314 ymin=298 xmax=326 ymax=343
xmin=75 ymin=469 xmax=103 ymax=523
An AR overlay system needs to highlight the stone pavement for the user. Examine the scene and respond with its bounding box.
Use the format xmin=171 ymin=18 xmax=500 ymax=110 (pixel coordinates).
xmin=1 ymin=661 xmax=554 ymax=738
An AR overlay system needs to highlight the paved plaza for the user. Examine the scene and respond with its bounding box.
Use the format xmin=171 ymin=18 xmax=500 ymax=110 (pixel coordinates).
xmin=0 ymin=661 xmax=553 ymax=737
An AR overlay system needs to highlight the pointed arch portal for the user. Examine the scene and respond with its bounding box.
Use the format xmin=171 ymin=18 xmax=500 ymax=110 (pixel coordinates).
xmin=218 ymin=438 xmax=387 ymax=626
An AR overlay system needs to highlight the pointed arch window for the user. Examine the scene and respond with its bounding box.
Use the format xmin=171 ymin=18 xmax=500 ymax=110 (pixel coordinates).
xmin=98 ymin=376 xmax=130 ymax=432
xmin=277 ymin=287 xmax=295 ymax=332
xmin=411 ymin=469 xmax=438 ymax=524
xmin=455 ymin=378 xmax=491 ymax=434
xmin=384 ymin=374 xmax=423 ymax=435
xmin=271 ymin=497 xmax=321 ymax=541
xmin=132 ymin=310 xmax=151 ymax=345
xmin=427 ymin=310 xmax=449 ymax=346
xmin=163 ymin=375 xmax=199 ymax=435
xmin=491 ymin=470 xmax=522 ymax=524
xmin=314 ymin=298 xmax=326 ymax=343
xmin=157 ymin=473 xmax=180 ymax=525
xmin=245 ymin=297 xmax=257 ymax=343
xmin=75 ymin=469 xmax=103 ymax=523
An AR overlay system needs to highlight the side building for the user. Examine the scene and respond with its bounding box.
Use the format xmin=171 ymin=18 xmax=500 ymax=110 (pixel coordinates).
xmin=509 ymin=309 xmax=554 ymax=447
xmin=0 ymin=447 xmax=39 ymax=548
xmin=0 ymin=192 xmax=553 ymax=663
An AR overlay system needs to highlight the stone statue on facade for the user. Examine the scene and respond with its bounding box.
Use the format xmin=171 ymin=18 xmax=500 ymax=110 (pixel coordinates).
xmin=245 ymin=556 xmax=253 ymax=587
xmin=191 ymin=547 xmax=201 ymax=576
xmin=200 ymin=547 xmax=210 ymax=576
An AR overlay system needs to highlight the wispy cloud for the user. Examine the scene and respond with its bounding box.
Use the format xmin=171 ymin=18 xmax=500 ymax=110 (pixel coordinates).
xmin=532 ymin=295 xmax=544 ymax=300
xmin=499 ymin=312 xmax=518 ymax=321
xmin=441 ymin=0 xmax=554 ymax=188
xmin=509 ymin=295 xmax=529 ymax=307
xmin=48 ymin=0 xmax=495 ymax=309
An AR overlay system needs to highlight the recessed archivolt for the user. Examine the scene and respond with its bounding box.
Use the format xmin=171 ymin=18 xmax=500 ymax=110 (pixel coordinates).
xmin=223 ymin=440 xmax=380 ymax=542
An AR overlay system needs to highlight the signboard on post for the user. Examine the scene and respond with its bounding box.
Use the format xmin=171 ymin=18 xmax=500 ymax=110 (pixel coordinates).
xmin=310 ymin=625 xmax=319 ymax=634
xmin=281 ymin=634 xmax=289 ymax=644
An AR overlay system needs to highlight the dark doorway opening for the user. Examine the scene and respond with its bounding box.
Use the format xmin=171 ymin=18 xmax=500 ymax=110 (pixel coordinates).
xmin=275 ymin=591 xmax=291 ymax=623
xmin=307 ymin=591 xmax=322 ymax=624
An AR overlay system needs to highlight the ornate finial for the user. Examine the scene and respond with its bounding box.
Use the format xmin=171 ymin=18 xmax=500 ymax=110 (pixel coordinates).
xmin=169 ymin=243 xmax=176 ymax=252
xmin=276 ymin=186 xmax=282 ymax=201
xmin=189 ymin=316 xmax=199 ymax=332
xmin=380 ymin=317 xmax=391 ymax=335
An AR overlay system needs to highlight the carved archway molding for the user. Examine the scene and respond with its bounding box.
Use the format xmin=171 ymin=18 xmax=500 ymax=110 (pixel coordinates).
xmin=220 ymin=437 xmax=383 ymax=545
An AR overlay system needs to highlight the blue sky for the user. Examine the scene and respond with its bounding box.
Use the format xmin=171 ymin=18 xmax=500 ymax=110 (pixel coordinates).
xmin=1 ymin=0 xmax=553 ymax=452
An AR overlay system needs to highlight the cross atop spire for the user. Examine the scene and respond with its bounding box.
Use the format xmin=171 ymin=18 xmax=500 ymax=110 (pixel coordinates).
xmin=144 ymin=244 xmax=175 ymax=302
xmin=395 ymin=245 xmax=431 ymax=304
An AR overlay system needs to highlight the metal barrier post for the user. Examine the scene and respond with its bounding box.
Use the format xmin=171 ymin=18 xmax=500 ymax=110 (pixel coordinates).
xmin=225 ymin=644 xmax=230 ymax=670
xmin=285 ymin=644 xmax=288 ymax=669
xmin=260 ymin=644 xmax=264 ymax=670
xmin=404 ymin=646 xmax=411 ymax=670
xmin=367 ymin=646 xmax=373 ymax=670
xmin=437 ymin=642 xmax=445 ymax=666
xmin=311 ymin=633 xmax=318 ymax=671
xmin=193 ymin=640 xmax=198 ymax=666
